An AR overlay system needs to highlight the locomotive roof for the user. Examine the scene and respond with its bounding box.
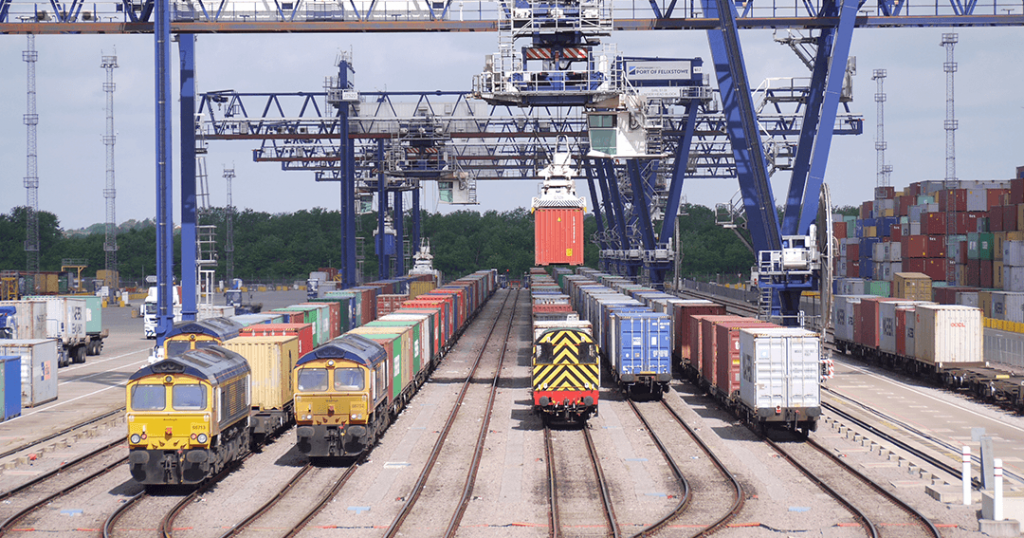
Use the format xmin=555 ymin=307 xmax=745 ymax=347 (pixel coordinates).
xmin=296 ymin=333 xmax=387 ymax=368
xmin=130 ymin=345 xmax=251 ymax=384
xmin=164 ymin=317 xmax=245 ymax=341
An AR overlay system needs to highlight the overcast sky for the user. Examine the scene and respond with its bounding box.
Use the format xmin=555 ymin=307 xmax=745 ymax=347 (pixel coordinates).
xmin=0 ymin=24 xmax=1022 ymax=231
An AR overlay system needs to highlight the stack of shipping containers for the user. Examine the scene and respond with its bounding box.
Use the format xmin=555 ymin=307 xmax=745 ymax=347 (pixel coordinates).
xmin=833 ymin=167 xmax=1024 ymax=323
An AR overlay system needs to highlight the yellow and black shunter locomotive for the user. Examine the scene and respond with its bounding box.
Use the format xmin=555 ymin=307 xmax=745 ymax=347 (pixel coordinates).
xmin=126 ymin=346 xmax=251 ymax=485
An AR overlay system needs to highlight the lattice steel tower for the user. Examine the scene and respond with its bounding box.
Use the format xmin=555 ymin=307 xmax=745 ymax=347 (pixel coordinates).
xmin=941 ymin=33 xmax=958 ymax=184
xmin=224 ymin=167 xmax=235 ymax=284
xmin=23 ymin=35 xmax=40 ymax=273
xmin=871 ymin=69 xmax=893 ymax=188
xmin=102 ymin=51 xmax=119 ymax=288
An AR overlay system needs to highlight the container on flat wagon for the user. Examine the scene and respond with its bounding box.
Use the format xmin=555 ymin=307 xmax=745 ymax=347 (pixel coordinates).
xmin=0 ymin=339 xmax=58 ymax=408
xmin=404 ymin=298 xmax=453 ymax=344
xmin=393 ymin=308 xmax=443 ymax=358
xmin=310 ymin=296 xmax=353 ymax=334
xmin=349 ymin=328 xmax=414 ymax=399
xmin=894 ymin=306 xmax=915 ymax=357
xmin=371 ymin=316 xmax=430 ymax=373
xmin=532 ymin=319 xmax=593 ymax=343
xmin=913 ymin=304 xmax=983 ymax=367
xmin=853 ymin=296 xmax=896 ymax=349
xmin=239 ymin=323 xmax=315 ymax=358
xmin=1 ymin=355 xmax=22 ymax=421
xmin=672 ymin=301 xmax=727 ymax=363
xmin=689 ymin=315 xmax=735 ymax=377
xmin=878 ymin=300 xmax=929 ymax=355
xmin=269 ymin=309 xmax=305 ymax=325
xmin=377 ymin=294 xmax=409 ymax=317
xmin=831 ymin=295 xmax=870 ymax=343
xmin=279 ymin=306 xmax=323 ymax=346
xmin=738 ymin=328 xmax=820 ymax=414
xmin=700 ymin=315 xmax=748 ymax=389
xmin=713 ymin=318 xmax=773 ymax=397
xmin=409 ymin=281 xmax=437 ymax=301
xmin=221 ymin=335 xmax=299 ymax=414
xmin=607 ymin=313 xmax=672 ymax=379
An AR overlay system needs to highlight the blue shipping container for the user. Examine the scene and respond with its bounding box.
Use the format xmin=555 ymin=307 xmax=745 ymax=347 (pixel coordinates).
xmin=608 ymin=313 xmax=672 ymax=379
xmin=1 ymin=355 xmax=21 ymax=422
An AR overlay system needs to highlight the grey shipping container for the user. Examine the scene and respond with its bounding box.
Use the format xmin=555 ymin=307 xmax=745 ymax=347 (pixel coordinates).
xmin=0 ymin=300 xmax=48 ymax=340
xmin=991 ymin=292 xmax=1024 ymax=323
xmin=738 ymin=327 xmax=820 ymax=414
xmin=0 ymin=339 xmax=58 ymax=407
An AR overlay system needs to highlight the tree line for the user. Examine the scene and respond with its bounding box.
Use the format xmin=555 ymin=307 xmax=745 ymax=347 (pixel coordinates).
xmin=0 ymin=204 xmax=764 ymax=285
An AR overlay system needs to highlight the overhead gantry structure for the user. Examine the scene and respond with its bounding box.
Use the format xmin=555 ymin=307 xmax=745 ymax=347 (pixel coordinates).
xmin=5 ymin=0 xmax=1020 ymax=342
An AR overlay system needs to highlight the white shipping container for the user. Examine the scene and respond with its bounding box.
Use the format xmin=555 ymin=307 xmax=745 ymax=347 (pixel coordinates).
xmin=874 ymin=198 xmax=896 ymax=217
xmin=1005 ymin=266 xmax=1024 ymax=292
xmin=832 ymin=295 xmax=869 ymax=342
xmin=738 ymin=327 xmax=820 ymax=412
xmin=879 ymin=300 xmax=921 ymax=355
xmin=905 ymin=308 xmax=918 ymax=359
xmin=990 ymin=292 xmax=1024 ymax=323
xmin=0 ymin=300 xmax=48 ymax=340
xmin=913 ymin=304 xmax=983 ymax=366
xmin=18 ymin=297 xmax=86 ymax=344
xmin=198 ymin=305 xmax=235 ymax=320
xmin=837 ymin=278 xmax=866 ymax=296
xmin=872 ymin=242 xmax=889 ymax=263
xmin=966 ymin=188 xmax=989 ymax=212
xmin=1003 ymin=241 xmax=1024 ymax=267
xmin=955 ymin=291 xmax=980 ymax=308
xmin=910 ymin=221 xmax=921 ymax=236
xmin=881 ymin=262 xmax=903 ymax=281
xmin=889 ymin=242 xmax=902 ymax=261
xmin=0 ymin=339 xmax=58 ymax=408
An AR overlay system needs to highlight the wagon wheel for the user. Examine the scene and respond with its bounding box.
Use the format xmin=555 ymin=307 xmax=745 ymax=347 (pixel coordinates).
xmin=815 ymin=182 xmax=835 ymax=338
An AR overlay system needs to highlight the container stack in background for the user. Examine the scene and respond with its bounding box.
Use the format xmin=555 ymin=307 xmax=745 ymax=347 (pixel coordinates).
xmin=832 ymin=167 xmax=1024 ymax=329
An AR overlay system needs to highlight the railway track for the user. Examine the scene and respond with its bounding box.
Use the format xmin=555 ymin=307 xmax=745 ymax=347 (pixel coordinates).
xmin=381 ymin=288 xmax=521 ymax=538
xmin=544 ymin=425 xmax=619 ymax=538
xmin=624 ymin=397 xmax=745 ymax=538
xmin=0 ymin=440 xmax=127 ymax=537
xmin=767 ymin=436 xmax=941 ymax=538
xmin=0 ymin=407 xmax=125 ymax=462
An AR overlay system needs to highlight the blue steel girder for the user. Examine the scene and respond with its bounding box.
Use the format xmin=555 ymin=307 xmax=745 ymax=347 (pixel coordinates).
xmin=703 ymin=0 xmax=782 ymax=253
xmin=583 ymin=160 xmax=609 ymax=251
xmin=154 ymin=0 xmax=174 ymax=346
xmin=626 ymin=159 xmax=657 ymax=251
xmin=782 ymin=0 xmax=858 ymax=236
xmin=658 ymin=100 xmax=698 ymax=246
xmin=179 ymin=34 xmax=197 ymax=321
xmin=598 ymin=160 xmax=629 ymax=251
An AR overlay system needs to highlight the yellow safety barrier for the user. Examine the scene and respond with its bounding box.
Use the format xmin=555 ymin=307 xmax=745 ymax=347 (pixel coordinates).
xmin=983 ymin=317 xmax=1024 ymax=334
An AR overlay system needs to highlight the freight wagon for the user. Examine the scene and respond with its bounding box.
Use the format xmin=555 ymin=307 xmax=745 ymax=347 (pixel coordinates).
xmin=529 ymin=270 xmax=599 ymax=423
xmin=294 ymin=270 xmax=497 ymax=458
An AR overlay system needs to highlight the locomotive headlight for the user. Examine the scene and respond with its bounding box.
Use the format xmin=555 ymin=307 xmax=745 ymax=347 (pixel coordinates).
xmin=306 ymin=414 xmax=313 ymax=420
xmin=197 ymin=433 xmax=208 ymax=443
xmin=130 ymin=433 xmax=141 ymax=444
xmin=204 ymin=414 xmax=210 ymax=422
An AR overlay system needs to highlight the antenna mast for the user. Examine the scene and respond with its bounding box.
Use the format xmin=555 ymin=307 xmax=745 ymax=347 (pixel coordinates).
xmin=102 ymin=51 xmax=119 ymax=289
xmin=23 ymin=35 xmax=40 ymax=273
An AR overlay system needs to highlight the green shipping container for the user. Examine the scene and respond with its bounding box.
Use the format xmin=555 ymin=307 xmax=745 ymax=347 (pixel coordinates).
xmin=864 ymin=280 xmax=890 ymax=297
xmin=325 ymin=290 xmax=361 ymax=329
xmin=843 ymin=216 xmax=857 ymax=238
xmin=67 ymin=295 xmax=103 ymax=334
xmin=279 ymin=306 xmax=322 ymax=345
xmin=350 ymin=330 xmax=408 ymax=399
xmin=368 ymin=319 xmax=424 ymax=374
xmin=311 ymin=296 xmax=353 ymax=334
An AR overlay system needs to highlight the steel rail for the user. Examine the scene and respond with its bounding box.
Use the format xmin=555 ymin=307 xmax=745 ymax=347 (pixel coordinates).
xmin=0 ymin=438 xmax=124 ymax=501
xmin=158 ymin=450 xmax=257 ymax=538
xmin=381 ymin=289 xmax=518 ymax=538
xmin=102 ymin=490 xmax=146 ymax=538
xmin=583 ymin=426 xmax=621 ymax=538
xmin=217 ymin=463 xmax=312 ymax=538
xmin=0 ymin=407 xmax=125 ymax=462
xmin=0 ymin=452 xmax=128 ymax=536
xmin=544 ymin=427 xmax=560 ymax=538
xmin=282 ymin=457 xmax=365 ymax=538
xmin=625 ymin=400 xmax=690 ymax=538
xmin=443 ymin=288 xmax=519 ymax=538
xmin=659 ymin=397 xmax=745 ymax=538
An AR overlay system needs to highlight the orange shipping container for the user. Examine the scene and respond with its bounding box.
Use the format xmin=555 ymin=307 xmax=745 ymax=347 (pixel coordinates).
xmin=534 ymin=207 xmax=584 ymax=266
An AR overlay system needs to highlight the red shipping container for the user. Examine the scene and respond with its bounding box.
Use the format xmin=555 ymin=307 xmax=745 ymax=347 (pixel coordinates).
xmin=989 ymin=189 xmax=1009 ymax=210
xmin=891 ymin=225 xmax=903 ymax=241
xmin=534 ymin=207 xmax=585 ymax=266
xmin=377 ymin=294 xmax=409 ymax=317
xmin=1005 ymin=205 xmax=1019 ymax=232
xmin=714 ymin=319 xmax=771 ymax=395
xmin=938 ymin=189 xmax=968 ymax=212
xmin=847 ymin=243 xmax=860 ymax=260
xmin=926 ymin=235 xmax=946 ymax=258
xmin=923 ymin=212 xmax=946 ymax=235
xmin=690 ymin=315 xmax=734 ymax=379
xmin=956 ymin=239 xmax=968 ymax=265
xmin=909 ymin=258 xmax=947 ymax=281
xmin=1012 ymin=177 xmax=1024 ymax=205
xmin=701 ymin=316 xmax=748 ymax=387
xmin=952 ymin=213 xmax=984 ymax=235
xmin=903 ymin=236 xmax=928 ymax=258
xmin=404 ymin=299 xmax=453 ymax=346
xmin=848 ymin=259 xmax=860 ymax=278
xmin=310 ymin=300 xmax=341 ymax=339
xmin=860 ymin=201 xmax=873 ymax=219
xmin=980 ymin=260 xmax=993 ymax=288
xmin=672 ymin=303 xmax=727 ymax=363
xmin=898 ymin=195 xmax=913 ymax=217
xmin=875 ymin=186 xmax=896 ymax=199
xmin=990 ymin=207 xmax=1005 ymax=232
xmin=269 ymin=309 xmax=305 ymax=324
xmin=854 ymin=297 xmax=886 ymax=348
xmin=239 ymin=323 xmax=315 ymax=358
xmin=895 ymin=307 xmax=911 ymax=356
xmin=909 ymin=182 xmax=921 ymax=197
xmin=833 ymin=221 xmax=848 ymax=240
xmin=966 ymin=259 xmax=981 ymax=287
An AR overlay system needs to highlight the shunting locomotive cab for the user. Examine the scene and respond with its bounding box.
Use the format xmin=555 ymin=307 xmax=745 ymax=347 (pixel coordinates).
xmin=532 ymin=327 xmax=600 ymax=423
xmin=293 ymin=334 xmax=388 ymax=458
xmin=126 ymin=347 xmax=251 ymax=485
xmin=162 ymin=317 xmax=244 ymax=359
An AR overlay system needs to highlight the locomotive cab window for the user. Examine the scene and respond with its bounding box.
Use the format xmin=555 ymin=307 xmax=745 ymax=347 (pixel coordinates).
xmin=173 ymin=384 xmax=207 ymax=410
xmin=536 ymin=343 xmax=554 ymax=363
xmin=579 ymin=343 xmax=596 ymax=364
xmin=297 ymin=368 xmax=329 ymax=392
xmin=165 ymin=341 xmax=192 ymax=357
xmin=194 ymin=340 xmax=220 ymax=350
xmin=334 ymin=368 xmax=365 ymax=391
xmin=131 ymin=384 xmax=166 ymax=411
